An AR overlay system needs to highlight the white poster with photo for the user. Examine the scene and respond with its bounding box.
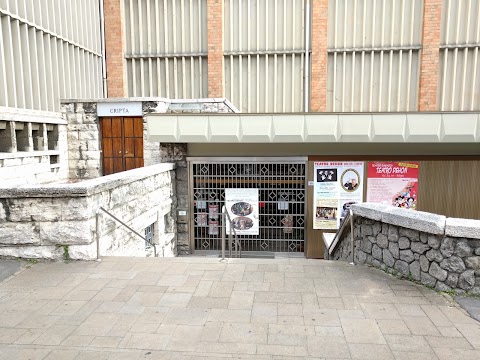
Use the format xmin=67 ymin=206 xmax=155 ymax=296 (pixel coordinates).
xmin=225 ymin=188 xmax=259 ymax=235
xmin=313 ymin=161 xmax=364 ymax=229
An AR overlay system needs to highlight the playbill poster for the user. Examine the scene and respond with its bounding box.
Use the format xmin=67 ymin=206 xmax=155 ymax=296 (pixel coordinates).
xmin=367 ymin=162 xmax=419 ymax=210
xmin=225 ymin=188 xmax=259 ymax=235
xmin=313 ymin=162 xmax=364 ymax=230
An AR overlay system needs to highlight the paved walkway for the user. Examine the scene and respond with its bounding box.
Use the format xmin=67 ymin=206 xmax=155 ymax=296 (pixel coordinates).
xmin=1 ymin=257 xmax=480 ymax=360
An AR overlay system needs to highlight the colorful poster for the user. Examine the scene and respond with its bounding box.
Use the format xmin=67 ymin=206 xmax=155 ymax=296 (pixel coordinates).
xmin=196 ymin=213 xmax=208 ymax=226
xmin=225 ymin=188 xmax=259 ymax=235
xmin=367 ymin=162 xmax=419 ymax=210
xmin=313 ymin=162 xmax=364 ymax=229
xmin=208 ymin=220 xmax=219 ymax=235
xmin=208 ymin=204 xmax=219 ymax=220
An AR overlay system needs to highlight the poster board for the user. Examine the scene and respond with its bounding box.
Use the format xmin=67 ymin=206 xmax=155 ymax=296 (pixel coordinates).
xmin=225 ymin=188 xmax=259 ymax=235
xmin=367 ymin=162 xmax=419 ymax=210
xmin=313 ymin=161 xmax=364 ymax=229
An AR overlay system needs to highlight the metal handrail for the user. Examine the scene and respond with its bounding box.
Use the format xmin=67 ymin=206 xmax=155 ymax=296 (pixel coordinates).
xmin=327 ymin=208 xmax=355 ymax=264
xmin=224 ymin=209 xmax=242 ymax=258
xmin=220 ymin=206 xmax=242 ymax=261
xmin=98 ymin=207 xmax=157 ymax=257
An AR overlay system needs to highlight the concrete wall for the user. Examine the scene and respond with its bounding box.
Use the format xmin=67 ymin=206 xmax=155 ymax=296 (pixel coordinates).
xmin=0 ymin=107 xmax=69 ymax=186
xmin=0 ymin=164 xmax=176 ymax=260
xmin=331 ymin=203 xmax=480 ymax=296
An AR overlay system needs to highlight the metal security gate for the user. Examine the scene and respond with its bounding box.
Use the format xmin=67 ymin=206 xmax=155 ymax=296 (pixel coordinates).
xmin=189 ymin=158 xmax=307 ymax=254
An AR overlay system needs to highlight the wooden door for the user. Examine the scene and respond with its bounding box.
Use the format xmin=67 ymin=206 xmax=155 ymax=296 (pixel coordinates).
xmin=100 ymin=117 xmax=144 ymax=175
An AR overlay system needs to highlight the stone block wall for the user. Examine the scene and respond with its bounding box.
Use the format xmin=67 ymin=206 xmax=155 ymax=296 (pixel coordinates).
xmin=62 ymin=98 xmax=238 ymax=180
xmin=61 ymin=102 xmax=101 ymax=180
xmin=0 ymin=164 xmax=176 ymax=260
xmin=331 ymin=204 xmax=480 ymax=296
xmin=0 ymin=107 xmax=68 ymax=186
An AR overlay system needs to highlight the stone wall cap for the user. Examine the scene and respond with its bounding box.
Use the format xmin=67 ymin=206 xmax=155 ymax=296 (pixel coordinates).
xmin=0 ymin=163 xmax=175 ymax=198
xmin=382 ymin=207 xmax=446 ymax=235
xmin=445 ymin=218 xmax=480 ymax=239
xmin=351 ymin=203 xmax=390 ymax=221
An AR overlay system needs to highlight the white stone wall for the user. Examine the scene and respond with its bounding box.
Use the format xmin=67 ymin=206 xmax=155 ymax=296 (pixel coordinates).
xmin=0 ymin=107 xmax=69 ymax=186
xmin=0 ymin=164 xmax=176 ymax=260
xmin=61 ymin=102 xmax=101 ymax=180
xmin=62 ymin=98 xmax=238 ymax=179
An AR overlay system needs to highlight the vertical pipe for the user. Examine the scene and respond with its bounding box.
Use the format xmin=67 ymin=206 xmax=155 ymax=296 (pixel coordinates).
xmin=96 ymin=211 xmax=101 ymax=260
xmin=342 ymin=0 xmax=347 ymax=112
xmin=471 ymin=1 xmax=480 ymax=110
xmin=304 ymin=0 xmax=310 ymax=112
xmin=239 ymin=0 xmax=243 ymax=111
xmin=247 ymin=0 xmax=251 ymax=112
xmin=351 ymin=0 xmax=357 ymax=111
xmin=333 ymin=0 xmax=338 ymax=111
xmin=164 ymin=0 xmax=170 ymax=96
xmin=461 ymin=0 xmax=472 ymax=110
xmin=350 ymin=209 xmax=354 ymax=265
xmin=441 ymin=0 xmax=451 ymax=111
xmin=370 ymin=0 xmax=376 ymax=111
xmin=360 ymin=0 xmax=366 ymax=111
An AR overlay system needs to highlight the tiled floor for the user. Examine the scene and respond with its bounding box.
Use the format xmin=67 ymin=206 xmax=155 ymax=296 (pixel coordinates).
xmin=0 ymin=256 xmax=479 ymax=359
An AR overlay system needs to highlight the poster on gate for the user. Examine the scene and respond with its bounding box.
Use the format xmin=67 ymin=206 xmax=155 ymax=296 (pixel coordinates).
xmin=313 ymin=162 xmax=364 ymax=230
xmin=367 ymin=162 xmax=419 ymax=210
xmin=225 ymin=188 xmax=259 ymax=235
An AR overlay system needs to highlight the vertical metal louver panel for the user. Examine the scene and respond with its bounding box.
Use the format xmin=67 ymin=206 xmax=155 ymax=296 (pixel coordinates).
xmin=439 ymin=0 xmax=480 ymax=111
xmin=223 ymin=0 xmax=307 ymax=113
xmin=124 ymin=0 xmax=208 ymax=99
xmin=0 ymin=0 xmax=103 ymax=112
xmin=326 ymin=0 xmax=423 ymax=112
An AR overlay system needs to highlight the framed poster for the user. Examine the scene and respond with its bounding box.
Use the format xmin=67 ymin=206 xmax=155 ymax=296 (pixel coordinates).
xmin=313 ymin=162 xmax=364 ymax=229
xmin=367 ymin=162 xmax=419 ymax=210
xmin=225 ymin=188 xmax=259 ymax=235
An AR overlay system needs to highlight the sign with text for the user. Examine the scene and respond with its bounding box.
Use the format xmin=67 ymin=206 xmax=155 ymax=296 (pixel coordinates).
xmin=97 ymin=102 xmax=143 ymax=116
xmin=367 ymin=162 xmax=419 ymax=210
xmin=313 ymin=161 xmax=364 ymax=230
xmin=225 ymin=188 xmax=259 ymax=235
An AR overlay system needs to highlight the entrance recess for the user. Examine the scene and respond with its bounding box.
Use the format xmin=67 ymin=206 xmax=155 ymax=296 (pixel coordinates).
xmin=100 ymin=117 xmax=144 ymax=175
xmin=189 ymin=158 xmax=307 ymax=254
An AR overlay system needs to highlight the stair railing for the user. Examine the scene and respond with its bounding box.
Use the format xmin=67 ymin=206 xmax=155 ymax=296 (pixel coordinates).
xmin=97 ymin=207 xmax=157 ymax=258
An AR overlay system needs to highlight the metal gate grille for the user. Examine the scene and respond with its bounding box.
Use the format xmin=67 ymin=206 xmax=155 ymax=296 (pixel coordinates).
xmin=190 ymin=159 xmax=306 ymax=254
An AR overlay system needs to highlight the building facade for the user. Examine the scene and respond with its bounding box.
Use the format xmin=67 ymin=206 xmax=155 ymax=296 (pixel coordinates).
xmin=0 ymin=0 xmax=479 ymax=259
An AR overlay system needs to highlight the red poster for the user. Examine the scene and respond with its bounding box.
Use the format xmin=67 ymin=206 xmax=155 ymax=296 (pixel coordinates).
xmin=367 ymin=162 xmax=419 ymax=210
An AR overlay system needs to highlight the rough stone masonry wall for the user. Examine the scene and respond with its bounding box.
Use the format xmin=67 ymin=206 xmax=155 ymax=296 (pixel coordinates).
xmin=331 ymin=204 xmax=480 ymax=296
xmin=0 ymin=164 xmax=176 ymax=260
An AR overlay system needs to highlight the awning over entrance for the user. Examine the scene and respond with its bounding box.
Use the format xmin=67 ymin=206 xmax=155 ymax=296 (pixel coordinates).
xmin=146 ymin=113 xmax=480 ymax=143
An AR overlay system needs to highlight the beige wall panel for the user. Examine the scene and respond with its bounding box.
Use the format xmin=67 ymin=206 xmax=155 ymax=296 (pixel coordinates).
xmin=327 ymin=0 xmax=423 ymax=112
xmin=0 ymin=0 xmax=103 ymax=111
xmin=223 ymin=0 xmax=307 ymax=112
xmin=417 ymin=160 xmax=480 ymax=220
xmin=124 ymin=0 xmax=208 ymax=98
xmin=438 ymin=0 xmax=480 ymax=111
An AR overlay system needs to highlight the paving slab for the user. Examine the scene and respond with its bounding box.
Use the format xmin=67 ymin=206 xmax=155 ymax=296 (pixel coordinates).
xmin=0 ymin=256 xmax=479 ymax=359
xmin=0 ymin=259 xmax=24 ymax=282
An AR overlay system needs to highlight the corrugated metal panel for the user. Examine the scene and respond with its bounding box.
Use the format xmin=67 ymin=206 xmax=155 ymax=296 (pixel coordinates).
xmin=439 ymin=0 xmax=480 ymax=111
xmin=0 ymin=0 xmax=103 ymax=112
xmin=418 ymin=160 xmax=480 ymax=219
xmin=327 ymin=0 xmax=423 ymax=112
xmin=124 ymin=0 xmax=208 ymax=98
xmin=223 ymin=0 xmax=307 ymax=113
